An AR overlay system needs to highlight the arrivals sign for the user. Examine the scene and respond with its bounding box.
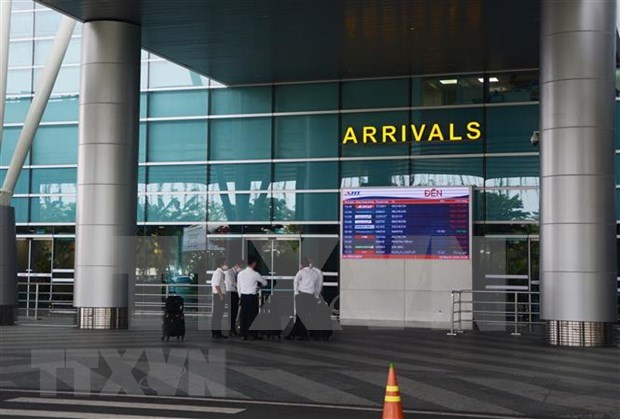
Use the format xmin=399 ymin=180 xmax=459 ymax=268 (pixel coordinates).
xmin=341 ymin=122 xmax=482 ymax=144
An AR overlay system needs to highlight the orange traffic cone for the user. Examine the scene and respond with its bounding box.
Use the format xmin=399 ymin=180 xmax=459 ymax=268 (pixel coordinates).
xmin=382 ymin=363 xmax=404 ymax=419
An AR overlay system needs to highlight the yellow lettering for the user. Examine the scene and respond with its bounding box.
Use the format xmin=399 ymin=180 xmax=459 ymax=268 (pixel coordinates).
xmin=466 ymin=121 xmax=482 ymax=140
xmin=410 ymin=124 xmax=426 ymax=142
xmin=428 ymin=123 xmax=444 ymax=141
xmin=401 ymin=125 xmax=407 ymax=142
xmin=342 ymin=127 xmax=358 ymax=144
xmin=449 ymin=123 xmax=462 ymax=141
xmin=382 ymin=126 xmax=397 ymax=143
xmin=363 ymin=126 xmax=377 ymax=143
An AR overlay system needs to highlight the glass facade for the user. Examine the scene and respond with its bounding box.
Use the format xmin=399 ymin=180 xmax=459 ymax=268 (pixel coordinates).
xmin=2 ymin=3 xmax=619 ymax=305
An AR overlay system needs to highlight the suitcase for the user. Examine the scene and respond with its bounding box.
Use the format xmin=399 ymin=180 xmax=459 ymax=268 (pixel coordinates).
xmin=309 ymin=299 xmax=334 ymax=341
xmin=162 ymin=295 xmax=185 ymax=341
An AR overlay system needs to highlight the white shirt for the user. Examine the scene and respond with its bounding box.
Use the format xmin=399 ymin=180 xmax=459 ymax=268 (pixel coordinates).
xmin=294 ymin=266 xmax=323 ymax=297
xmin=237 ymin=267 xmax=267 ymax=295
xmin=224 ymin=268 xmax=238 ymax=293
xmin=211 ymin=268 xmax=226 ymax=295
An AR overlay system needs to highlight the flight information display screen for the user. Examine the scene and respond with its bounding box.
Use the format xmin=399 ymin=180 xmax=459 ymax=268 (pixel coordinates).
xmin=341 ymin=187 xmax=470 ymax=260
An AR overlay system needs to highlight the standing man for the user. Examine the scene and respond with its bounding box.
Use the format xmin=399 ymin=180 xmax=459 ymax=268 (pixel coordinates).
xmin=287 ymin=257 xmax=323 ymax=340
xmin=210 ymin=257 xmax=227 ymax=339
xmin=225 ymin=260 xmax=241 ymax=336
xmin=237 ymin=256 xmax=266 ymax=340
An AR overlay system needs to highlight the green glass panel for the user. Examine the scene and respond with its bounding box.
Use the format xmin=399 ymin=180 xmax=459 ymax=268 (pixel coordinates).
xmin=210 ymin=86 xmax=271 ymax=115
xmin=487 ymin=71 xmax=539 ymax=103
xmin=149 ymin=90 xmax=209 ymax=117
xmin=342 ymin=78 xmax=409 ymax=109
xmin=146 ymin=193 xmax=206 ymax=222
xmin=42 ymin=95 xmax=79 ymax=122
xmin=148 ymin=61 xmax=208 ymax=88
xmin=12 ymin=198 xmax=29 ymax=223
xmin=274 ymin=114 xmax=338 ymax=159
xmin=412 ymin=75 xmax=483 ymax=106
xmin=139 ymin=123 xmax=147 ymax=163
xmin=0 ymin=127 xmax=26 ymax=166
xmin=273 ymin=162 xmax=338 ymax=190
xmin=412 ymin=158 xmax=483 ymax=187
xmin=148 ymin=120 xmax=207 ymax=162
xmin=486 ymin=105 xmax=539 ymax=152
xmin=410 ymin=107 xmax=484 ymax=155
xmin=31 ymin=168 xmax=76 ymax=194
xmin=147 ymin=165 xmax=207 ymax=193
xmin=140 ymin=93 xmax=147 ymax=119
xmin=210 ymin=118 xmax=271 ymax=161
xmin=5 ymin=97 xmax=30 ymax=123
xmin=616 ymin=155 xmax=620 ymax=184
xmin=274 ymin=83 xmax=338 ymax=112
xmin=208 ymin=193 xmax=270 ymax=222
xmin=340 ymin=111 xmax=409 ymax=157
xmin=31 ymin=125 xmax=78 ymax=164
xmin=9 ymin=40 xmax=33 ymax=67
xmin=485 ymin=189 xmax=539 ymax=221
xmin=486 ymin=156 xmax=539 ymax=187
xmin=30 ymin=196 xmax=76 ymax=222
xmin=0 ymin=169 xmax=29 ymax=194
xmin=272 ymin=192 xmax=338 ymax=222
xmin=137 ymin=167 xmax=146 ymax=222
xmin=208 ymin=163 xmax=271 ymax=191
xmin=473 ymin=189 xmax=484 ymax=222
xmin=340 ymin=159 xmax=410 ymax=188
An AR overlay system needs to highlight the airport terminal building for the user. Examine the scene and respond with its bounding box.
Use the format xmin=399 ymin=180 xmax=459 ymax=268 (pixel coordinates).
xmin=0 ymin=0 xmax=618 ymax=346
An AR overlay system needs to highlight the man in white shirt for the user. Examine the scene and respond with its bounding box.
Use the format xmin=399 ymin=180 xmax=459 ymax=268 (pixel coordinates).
xmin=210 ymin=257 xmax=227 ymax=339
xmin=225 ymin=261 xmax=241 ymax=336
xmin=287 ymin=257 xmax=323 ymax=340
xmin=237 ymin=256 xmax=267 ymax=340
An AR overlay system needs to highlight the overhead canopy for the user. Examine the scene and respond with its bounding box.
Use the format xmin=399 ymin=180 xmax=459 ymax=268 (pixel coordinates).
xmin=35 ymin=0 xmax=540 ymax=85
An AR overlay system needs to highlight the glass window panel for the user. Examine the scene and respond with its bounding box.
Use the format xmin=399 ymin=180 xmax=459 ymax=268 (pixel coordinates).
xmin=274 ymin=114 xmax=338 ymax=159
xmin=616 ymin=155 xmax=620 ymax=184
xmin=410 ymin=107 xmax=484 ymax=155
xmin=139 ymin=122 xmax=147 ymax=162
xmin=274 ymin=83 xmax=338 ymax=112
xmin=42 ymin=95 xmax=79 ymax=121
xmin=148 ymin=61 xmax=208 ymax=88
xmin=141 ymin=50 xmax=149 ymax=60
xmin=485 ymin=189 xmax=539 ymax=221
xmin=486 ymin=105 xmax=539 ymax=153
xmin=272 ymin=192 xmax=338 ymax=222
xmin=12 ymin=1 xmax=34 ymax=11
xmin=342 ymin=78 xmax=409 ymax=109
xmin=9 ymin=41 xmax=33 ymax=67
xmin=7 ymin=68 xmax=32 ymax=95
xmin=412 ymin=158 xmax=483 ymax=187
xmin=148 ymin=120 xmax=207 ymax=162
xmin=30 ymin=196 xmax=76 ymax=223
xmin=137 ymin=167 xmax=146 ymax=222
xmin=146 ymin=193 xmax=206 ymax=222
xmin=34 ymin=11 xmax=80 ymax=36
xmin=34 ymin=38 xmax=80 ymax=65
xmin=4 ymin=97 xmax=30 ymax=123
xmin=0 ymin=169 xmax=29 ymax=195
xmin=10 ymin=12 xmax=33 ymax=38
xmin=617 ymin=188 xmax=620 ymax=220
xmin=340 ymin=159 xmax=410 ymax=188
xmin=208 ymin=164 xmax=271 ymax=192
xmin=210 ymin=118 xmax=271 ymax=161
xmin=473 ymin=189 xmax=484 ymax=222
xmin=0 ymin=127 xmax=28 ymax=166
xmin=273 ymin=162 xmax=338 ymax=190
xmin=340 ymin=111 xmax=409 ymax=157
xmin=31 ymin=124 xmax=78 ymax=165
xmin=486 ymin=156 xmax=539 ymax=187
xmin=34 ymin=66 xmax=79 ymax=94
xmin=210 ymin=86 xmax=271 ymax=115
xmin=12 ymin=198 xmax=29 ymax=223
xmin=137 ymin=194 xmax=146 ymax=223
xmin=140 ymin=93 xmax=147 ymax=118
xmin=208 ymin=193 xmax=271 ymax=222
xmin=412 ymin=75 xmax=483 ymax=106
xmin=31 ymin=168 xmax=76 ymax=194
xmin=488 ymin=71 xmax=539 ymax=103
xmin=141 ymin=63 xmax=148 ymax=90
xmin=149 ymin=90 xmax=208 ymax=117
xmin=616 ymin=102 xmax=620 ymax=148
xmin=147 ymin=165 xmax=207 ymax=193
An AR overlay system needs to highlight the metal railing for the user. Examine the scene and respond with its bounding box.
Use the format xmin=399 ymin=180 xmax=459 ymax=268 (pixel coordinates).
xmin=447 ymin=289 xmax=544 ymax=336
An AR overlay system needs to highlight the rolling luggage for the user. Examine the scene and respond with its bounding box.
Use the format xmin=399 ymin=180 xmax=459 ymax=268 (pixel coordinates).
xmin=309 ymin=299 xmax=334 ymax=341
xmin=162 ymin=295 xmax=186 ymax=341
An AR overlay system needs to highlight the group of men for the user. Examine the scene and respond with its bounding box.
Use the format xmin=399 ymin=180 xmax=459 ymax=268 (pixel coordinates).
xmin=210 ymin=255 xmax=324 ymax=341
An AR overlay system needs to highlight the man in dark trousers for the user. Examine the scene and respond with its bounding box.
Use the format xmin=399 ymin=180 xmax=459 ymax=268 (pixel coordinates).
xmin=210 ymin=257 xmax=227 ymax=339
xmin=237 ymin=256 xmax=266 ymax=340
xmin=225 ymin=260 xmax=242 ymax=336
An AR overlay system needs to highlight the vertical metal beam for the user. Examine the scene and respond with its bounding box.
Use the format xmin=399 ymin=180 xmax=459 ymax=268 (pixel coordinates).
xmin=0 ymin=17 xmax=75 ymax=206
xmin=540 ymin=0 xmax=617 ymax=346
xmin=0 ymin=0 xmax=11 ymax=155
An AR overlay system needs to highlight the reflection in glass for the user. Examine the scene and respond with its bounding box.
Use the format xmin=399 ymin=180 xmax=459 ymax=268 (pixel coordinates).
xmin=273 ymin=162 xmax=338 ymax=190
xmin=146 ymin=193 xmax=207 ymax=222
xmin=31 ymin=168 xmax=76 ymax=194
xmin=30 ymin=196 xmax=76 ymax=223
xmin=208 ymin=193 xmax=271 ymax=222
xmin=53 ymin=238 xmax=75 ymax=269
xmin=30 ymin=239 xmax=52 ymax=273
xmin=412 ymin=158 xmax=483 ymax=187
xmin=147 ymin=165 xmax=207 ymax=193
xmin=486 ymin=157 xmax=539 ymax=187
xmin=485 ymin=189 xmax=539 ymax=221
xmin=413 ymin=75 xmax=483 ymax=106
xmin=341 ymin=159 xmax=410 ymax=188
xmin=148 ymin=60 xmax=208 ymax=88
xmin=488 ymin=71 xmax=539 ymax=103
xmin=208 ymin=164 xmax=271 ymax=192
xmin=271 ymin=192 xmax=338 ymax=222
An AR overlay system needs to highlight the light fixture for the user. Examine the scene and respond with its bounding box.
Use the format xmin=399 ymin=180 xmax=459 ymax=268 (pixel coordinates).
xmin=478 ymin=77 xmax=499 ymax=83
xmin=439 ymin=79 xmax=458 ymax=85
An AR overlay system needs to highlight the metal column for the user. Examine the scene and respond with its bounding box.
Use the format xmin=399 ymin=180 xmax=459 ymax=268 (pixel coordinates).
xmin=74 ymin=21 xmax=141 ymax=329
xmin=540 ymin=0 xmax=617 ymax=346
xmin=0 ymin=206 xmax=16 ymax=325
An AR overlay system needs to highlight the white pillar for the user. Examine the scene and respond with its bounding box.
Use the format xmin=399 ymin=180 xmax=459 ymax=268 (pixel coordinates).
xmin=74 ymin=21 xmax=141 ymax=329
